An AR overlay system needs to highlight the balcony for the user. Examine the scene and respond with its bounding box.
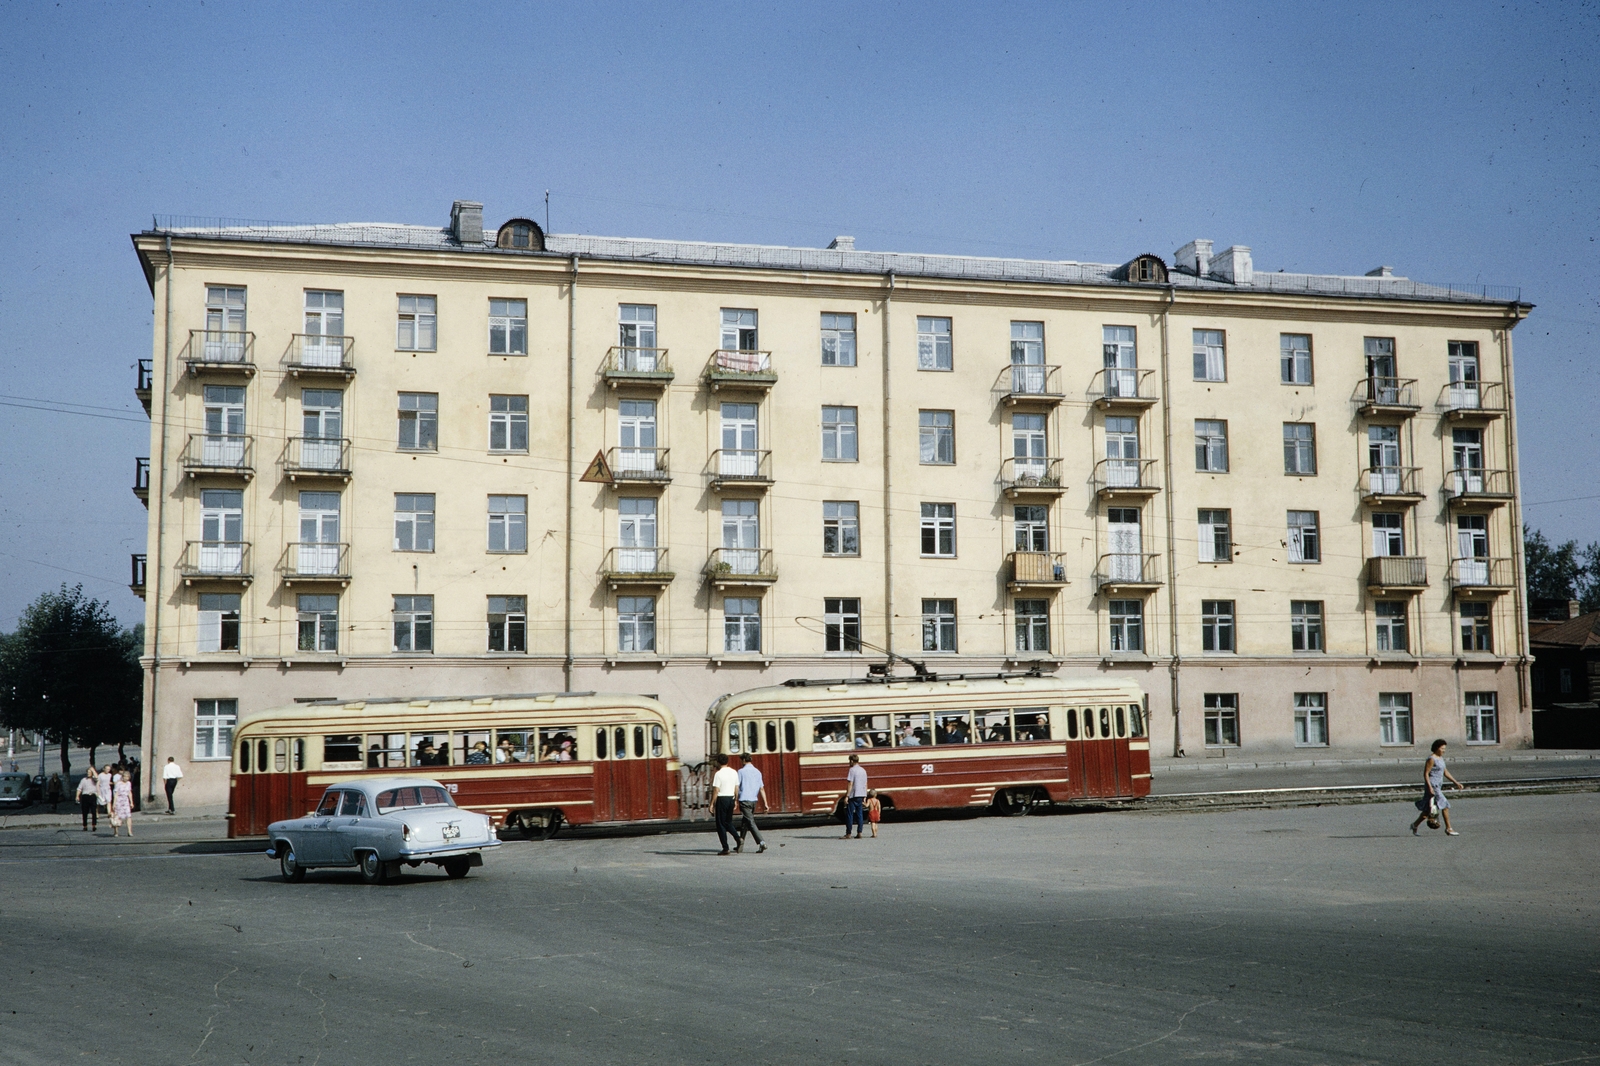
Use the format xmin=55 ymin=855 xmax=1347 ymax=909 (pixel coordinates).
xmin=709 ymin=449 xmax=773 ymax=491
xmin=1366 ymin=556 xmax=1429 ymax=594
xmin=603 ymin=347 xmax=674 ymax=389
xmin=284 ymin=334 xmax=355 ymax=379
xmin=1090 ymin=368 xmax=1159 ymax=410
xmin=1354 ymin=377 xmax=1420 ymax=417
xmin=1007 ymin=551 xmax=1069 ymax=591
xmin=1094 ymin=553 xmax=1163 ymax=593
xmin=705 ymin=548 xmax=778 ymax=588
xmin=608 ymin=446 xmax=671 ymax=485
xmin=280 ymin=542 xmax=351 ymax=586
xmin=132 ymin=457 xmax=150 ymax=506
xmin=184 ymin=330 xmax=256 ymax=376
xmin=130 ymin=554 xmax=147 ymax=599
xmin=1437 ymin=380 xmax=1506 ymax=421
xmin=135 ymin=359 xmax=153 ymax=414
xmin=178 ymin=541 xmax=252 ymax=586
xmin=602 ymin=546 xmax=674 ymax=590
xmin=1449 ymin=557 xmax=1515 ymax=597
xmin=284 ymin=437 xmax=352 ymax=482
xmin=1093 ymin=458 xmax=1160 ymax=500
xmin=996 ymin=364 xmax=1064 ymax=407
xmin=704 ymin=350 xmax=776 ymax=392
xmin=180 ymin=434 xmax=254 ymax=480
xmin=1360 ymin=466 xmax=1425 ymax=505
xmin=999 ymin=457 xmax=1066 ymax=499
xmin=1444 ymin=468 xmax=1514 ymax=507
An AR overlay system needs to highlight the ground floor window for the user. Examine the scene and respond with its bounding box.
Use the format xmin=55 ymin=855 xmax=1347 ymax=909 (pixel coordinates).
xmin=297 ymin=595 xmax=338 ymax=652
xmin=1464 ymin=691 xmax=1498 ymax=743
xmin=1379 ymin=692 xmax=1413 ymax=745
xmin=1014 ymin=599 xmax=1049 ymax=653
xmin=1203 ymin=693 xmax=1239 ymax=747
xmin=618 ymin=596 xmax=656 ymax=652
xmin=724 ymin=597 xmax=761 ymax=652
xmin=194 ymin=698 xmax=238 ymax=760
xmin=1294 ymin=692 xmax=1328 ymax=746
xmin=1109 ymin=599 xmax=1143 ymax=652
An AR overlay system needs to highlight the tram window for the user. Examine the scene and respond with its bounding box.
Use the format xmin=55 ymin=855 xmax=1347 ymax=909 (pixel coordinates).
xmin=315 ymin=790 xmax=341 ymax=816
xmin=293 ymin=738 xmax=305 ymax=771
xmin=744 ymin=721 xmax=758 ymax=756
xmin=613 ymin=726 xmax=627 ymax=759
xmin=1065 ymin=707 xmax=1079 ymax=740
xmin=765 ymin=721 xmax=778 ymax=752
xmin=410 ymin=733 xmax=449 ymax=767
xmin=274 ymin=739 xmax=288 ymax=772
xmin=651 ymin=725 xmax=664 ymax=757
xmin=255 ymin=739 xmax=268 ymax=772
xmin=726 ymin=723 xmax=742 ymax=754
xmin=455 ymin=730 xmax=493 ymax=765
xmin=935 ymin=712 xmax=972 ymax=744
xmin=1082 ymin=708 xmax=1096 ymax=738
xmin=784 ymin=720 xmax=796 ymax=752
xmin=893 ymin=713 xmax=930 ymax=746
xmin=537 ymin=727 xmax=577 ymax=761
xmin=1129 ymin=704 xmax=1146 ymax=738
xmin=324 ymin=735 xmax=363 ymax=766
xmin=1115 ymin=706 xmax=1127 ymax=737
xmin=977 ymin=710 xmax=1012 ymax=743
xmin=813 ymin=716 xmax=851 ymax=750
xmin=634 ymin=725 xmax=646 ymax=758
xmin=1014 ymin=709 xmax=1050 ymax=742
xmin=855 ymin=714 xmax=892 ymax=748
xmin=368 ymin=733 xmax=406 ymax=769
xmin=595 ymin=727 xmax=608 ymax=760
xmin=238 ymin=741 xmax=251 ymax=773
xmin=1099 ymin=707 xmax=1111 ymax=737
xmin=339 ymin=791 xmax=368 ymax=817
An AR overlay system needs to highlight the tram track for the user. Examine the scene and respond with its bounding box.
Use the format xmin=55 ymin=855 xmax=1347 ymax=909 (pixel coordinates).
xmin=1111 ymin=774 xmax=1600 ymax=814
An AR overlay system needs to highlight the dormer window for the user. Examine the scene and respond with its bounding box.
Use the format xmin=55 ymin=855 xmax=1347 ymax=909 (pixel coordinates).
xmin=495 ymin=218 xmax=545 ymax=251
xmin=1123 ymin=255 xmax=1168 ymax=284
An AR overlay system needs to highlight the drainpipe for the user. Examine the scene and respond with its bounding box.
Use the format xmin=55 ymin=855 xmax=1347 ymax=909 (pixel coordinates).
xmin=881 ymin=272 xmax=895 ymax=657
xmin=1499 ymin=303 xmax=1530 ymax=729
xmin=145 ymin=234 xmax=174 ymax=799
xmin=564 ymin=255 xmax=579 ymax=691
xmin=1159 ymin=284 xmax=1182 ymax=756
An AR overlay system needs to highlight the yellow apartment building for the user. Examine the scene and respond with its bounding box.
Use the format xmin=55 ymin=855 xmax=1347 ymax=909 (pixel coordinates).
xmin=130 ymin=202 xmax=1533 ymax=806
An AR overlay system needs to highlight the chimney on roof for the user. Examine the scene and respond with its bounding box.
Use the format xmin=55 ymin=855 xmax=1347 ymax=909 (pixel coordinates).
xmin=827 ymin=236 xmax=855 ymax=251
xmin=1365 ymin=265 xmax=1395 ymax=278
xmin=1173 ymin=239 xmax=1213 ymax=277
xmin=1211 ymin=245 xmax=1253 ymax=284
xmin=451 ymin=200 xmax=484 ymax=245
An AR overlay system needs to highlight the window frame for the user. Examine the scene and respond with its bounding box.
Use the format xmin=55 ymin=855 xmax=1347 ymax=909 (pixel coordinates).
xmin=1013 ymin=598 xmax=1050 ymax=654
xmin=488 ymin=395 xmax=530 ymax=453
xmin=617 ymin=595 xmax=657 ymax=653
xmin=1293 ymin=692 xmax=1328 ymax=747
xmin=397 ymin=392 xmax=439 ymax=452
xmin=393 ymin=493 xmax=436 ymax=553
xmin=487 ymin=495 xmax=529 ymax=553
xmin=296 ymin=594 xmax=339 ymax=653
xmin=916 ymin=316 xmax=953 ymax=371
xmin=723 ymin=596 xmax=762 ymax=653
xmin=1201 ymin=600 xmax=1236 ymax=653
xmin=1375 ymin=600 xmax=1409 ymax=653
xmin=820 ymin=312 xmax=857 ymax=367
xmin=919 ymin=502 xmax=956 ymax=558
xmin=1192 ymin=329 xmax=1226 ymax=382
xmin=1290 ymin=600 xmax=1324 ymax=653
xmin=1195 ymin=420 xmax=1229 ymax=472
xmin=822 ymin=501 xmax=860 ymax=557
xmin=1280 ymin=334 xmax=1313 ymax=385
xmin=397 ymin=294 xmax=437 ymax=352
xmin=1203 ymin=693 xmax=1240 ymax=748
xmin=821 ymin=406 xmax=859 ymax=462
xmin=921 ymin=598 xmax=958 ymax=654
xmin=1283 ymin=423 xmax=1318 ymax=476
xmin=918 ymin=410 xmax=955 ymax=465
xmin=392 ymin=594 xmax=434 ymax=654
xmin=824 ymin=597 xmax=862 ymax=653
xmin=487 ymin=595 xmax=527 ymax=653
xmin=1379 ymin=692 xmax=1413 ymax=746
xmin=196 ymin=593 xmax=241 ymax=654
xmin=1108 ymin=599 xmax=1144 ymax=653
xmin=1460 ymin=602 xmax=1493 ymax=653
xmin=1288 ymin=511 xmax=1321 ymax=564
xmin=193 ymin=698 xmax=238 ymax=761
xmin=488 ymin=298 xmax=528 ymax=356
xmin=1198 ymin=509 xmax=1232 ymax=564
xmin=1464 ymin=691 xmax=1499 ymax=744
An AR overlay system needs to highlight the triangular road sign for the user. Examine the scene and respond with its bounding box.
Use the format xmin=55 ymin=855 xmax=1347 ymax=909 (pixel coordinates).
xmin=580 ymin=449 xmax=613 ymax=484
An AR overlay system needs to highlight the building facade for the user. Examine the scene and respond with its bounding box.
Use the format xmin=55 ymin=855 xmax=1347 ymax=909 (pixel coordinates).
xmin=131 ymin=203 xmax=1533 ymax=805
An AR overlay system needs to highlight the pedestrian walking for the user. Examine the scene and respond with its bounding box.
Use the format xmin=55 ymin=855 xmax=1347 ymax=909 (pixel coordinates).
xmin=46 ymin=773 xmax=64 ymax=812
xmin=162 ymin=757 xmax=184 ymax=814
xmin=842 ymin=754 xmax=868 ymax=839
xmin=111 ymin=771 xmax=134 ymax=837
xmin=865 ymin=789 xmax=882 ymax=838
xmin=732 ymin=753 xmax=767 ymax=854
xmin=1411 ymin=739 xmax=1466 ymax=837
xmin=95 ymin=765 xmax=112 ymax=825
xmin=709 ymin=753 xmax=739 ymax=855
xmin=75 ymin=770 xmax=99 ymax=831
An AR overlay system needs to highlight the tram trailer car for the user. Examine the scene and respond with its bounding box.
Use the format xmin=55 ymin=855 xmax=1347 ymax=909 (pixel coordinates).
xmin=228 ymin=692 xmax=679 ymax=839
xmin=708 ymin=675 xmax=1151 ymax=817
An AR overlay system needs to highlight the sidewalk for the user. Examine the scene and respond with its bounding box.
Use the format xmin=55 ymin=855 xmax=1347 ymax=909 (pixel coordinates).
xmin=0 ymin=803 xmax=228 ymax=831
xmin=1149 ymin=748 xmax=1600 ymax=795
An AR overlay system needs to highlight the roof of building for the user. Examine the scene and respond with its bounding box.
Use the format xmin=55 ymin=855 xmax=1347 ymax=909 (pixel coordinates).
xmin=1530 ymin=612 xmax=1600 ymax=649
xmin=140 ymin=216 xmax=1525 ymax=306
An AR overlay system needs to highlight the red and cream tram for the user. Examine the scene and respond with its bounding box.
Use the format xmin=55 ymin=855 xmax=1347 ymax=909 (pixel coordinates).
xmin=228 ymin=692 xmax=679 ymax=838
xmin=707 ymin=674 xmax=1151 ymax=816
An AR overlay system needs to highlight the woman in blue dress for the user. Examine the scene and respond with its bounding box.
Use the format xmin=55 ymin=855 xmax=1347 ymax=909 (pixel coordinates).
xmin=1410 ymin=738 xmax=1465 ymax=836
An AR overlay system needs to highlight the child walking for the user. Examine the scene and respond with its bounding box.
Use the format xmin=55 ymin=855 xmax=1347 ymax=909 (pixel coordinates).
xmin=865 ymin=789 xmax=882 ymax=838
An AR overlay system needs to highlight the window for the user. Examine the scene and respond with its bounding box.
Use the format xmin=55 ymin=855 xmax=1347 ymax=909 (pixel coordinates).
xmin=1193 ymin=329 xmax=1226 ymax=381
xmin=919 ymin=410 xmax=954 ymax=464
xmin=502 ymin=221 xmax=536 ymax=249
xmin=618 ymin=596 xmax=656 ymax=652
xmin=393 ymin=595 xmax=433 ymax=653
xmin=825 ymin=598 xmax=862 ymax=652
xmin=1291 ymin=601 xmax=1324 ymax=652
xmin=1203 ymin=693 xmax=1239 ymax=747
xmin=197 ymin=593 xmax=240 ymax=653
xmin=1102 ymin=327 xmax=1137 ymax=397
xmin=1011 ymin=321 xmax=1044 ymax=369
xmin=202 ymin=385 xmax=246 ymax=466
xmin=199 ymin=488 xmax=243 ymax=547
xmin=1283 ymin=423 xmax=1317 ymax=475
xmin=488 ymin=495 xmax=528 ymax=553
xmin=1465 ymin=692 xmax=1498 ymax=743
xmin=721 ymin=308 xmax=758 ymax=351
xmin=1365 ymin=337 xmax=1398 ymax=396
xmin=194 ymin=698 xmax=238 ymax=760
xmin=719 ymin=402 xmax=758 ymax=474
xmin=822 ymin=406 xmax=858 ymax=461
xmin=1375 ymin=601 xmax=1409 ymax=653
xmin=1560 ymin=668 xmax=1573 ymax=695
xmin=920 ymin=503 xmax=956 ymax=557
xmin=1372 ymin=513 xmax=1405 ymax=557
xmin=1379 ymin=693 xmax=1413 ymax=745
xmin=1014 ymin=599 xmax=1049 ymax=654
xmin=398 ymin=393 xmax=438 ymax=451
xmin=724 ymin=597 xmax=761 ymax=653
xmin=394 ymin=494 xmax=435 ymax=552
xmin=1201 ymin=600 xmax=1235 ymax=652
xmin=1195 ymin=420 xmax=1229 ymax=472
xmin=397 ymin=295 xmax=437 ymax=351
xmin=1280 ymin=334 xmax=1313 ymax=384
xmin=300 ymin=390 xmax=343 ymax=470
xmin=1452 ymin=428 xmax=1485 ymax=485
xmin=1448 ymin=341 xmax=1480 ymax=407
xmin=297 ymin=492 xmax=341 ymax=579
xmin=922 ymin=599 xmax=957 ymax=653
xmin=1104 ymin=416 xmax=1140 ymax=487
xmin=1288 ymin=511 xmax=1320 ymax=563
xmin=916 ymin=316 xmax=952 ymax=370
xmin=1012 ymin=413 xmax=1047 ymax=480
xmin=489 ymin=395 xmax=529 ymax=452
xmin=297 ymin=594 xmax=338 ymax=652
xmin=204 ymin=286 xmax=247 ymax=338
xmin=488 ymin=596 xmax=526 ymax=653
xmin=488 ymin=298 xmax=527 ymax=355
xmin=1294 ymin=693 xmax=1328 ymax=747
xmin=1198 ymin=510 xmax=1231 ymax=563
xmin=721 ymin=499 xmax=759 ymax=572
xmin=821 ymin=313 xmax=856 ymax=366
xmin=618 ymin=304 xmax=658 ymax=369
xmin=823 ymin=501 xmax=860 ymax=556
xmin=1109 ymin=599 xmax=1143 ymax=652
xmin=1460 ymin=602 xmax=1492 ymax=652
xmin=1014 ymin=505 xmax=1049 ymax=552
xmin=617 ymin=498 xmax=658 ymax=570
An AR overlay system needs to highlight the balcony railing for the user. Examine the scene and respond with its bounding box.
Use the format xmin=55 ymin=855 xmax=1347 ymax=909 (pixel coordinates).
xmin=133 ymin=457 xmax=150 ymax=504
xmin=285 ymin=333 xmax=355 ymax=375
xmin=130 ymin=554 xmax=147 ymax=597
xmin=285 ymin=437 xmax=352 ymax=480
xmin=1354 ymin=376 xmax=1420 ymax=413
xmin=184 ymin=330 xmax=256 ymax=373
xmin=1366 ymin=556 xmax=1429 ymax=590
xmin=1360 ymin=466 xmax=1424 ymax=500
xmin=178 ymin=541 xmax=252 ymax=583
xmin=280 ymin=542 xmax=351 ymax=584
xmin=607 ymin=446 xmax=671 ymax=483
xmin=603 ymin=347 xmax=674 ymax=386
xmin=704 ymin=350 xmax=777 ymax=390
xmin=1000 ymin=457 xmax=1065 ymax=496
xmin=1007 ymin=551 xmax=1069 ymax=589
xmin=1444 ymin=467 xmax=1514 ymax=502
xmin=1094 ymin=553 xmax=1163 ymax=590
xmin=602 ymin=546 xmax=674 ymax=588
xmin=180 ymin=434 xmax=254 ymax=478
xmin=706 ymin=547 xmax=777 ymax=585
xmin=135 ymin=359 xmax=153 ymax=414
xmin=1438 ymin=380 xmax=1506 ymax=418
xmin=709 ymin=448 xmax=773 ymax=488
xmin=996 ymin=363 xmax=1063 ymax=405
xmin=1092 ymin=457 xmax=1160 ymax=497
xmin=1090 ymin=367 xmax=1159 ymax=407
xmin=1449 ymin=556 xmax=1514 ymax=592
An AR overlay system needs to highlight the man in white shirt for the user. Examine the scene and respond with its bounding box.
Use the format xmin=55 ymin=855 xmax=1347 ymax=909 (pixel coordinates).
xmin=709 ymin=753 xmax=740 ymax=855
xmin=162 ymin=757 xmax=184 ymax=814
xmin=76 ymin=770 xmax=100 ymax=831
xmin=732 ymin=753 xmax=768 ymax=854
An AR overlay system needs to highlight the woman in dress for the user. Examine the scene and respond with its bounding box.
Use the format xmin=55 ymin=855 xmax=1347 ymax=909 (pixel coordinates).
xmin=1411 ymin=738 xmax=1465 ymax=836
xmin=111 ymin=770 xmax=135 ymax=837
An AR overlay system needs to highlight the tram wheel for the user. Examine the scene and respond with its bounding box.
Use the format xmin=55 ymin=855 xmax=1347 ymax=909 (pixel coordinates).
xmin=539 ymin=813 xmax=563 ymax=841
xmin=996 ymin=789 xmax=1038 ymax=817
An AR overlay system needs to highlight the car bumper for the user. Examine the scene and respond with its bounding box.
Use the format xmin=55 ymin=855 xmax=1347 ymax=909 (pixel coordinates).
xmin=397 ymin=839 xmax=502 ymax=861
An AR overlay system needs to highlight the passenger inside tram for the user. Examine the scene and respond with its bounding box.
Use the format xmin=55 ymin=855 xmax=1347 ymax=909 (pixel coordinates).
xmin=465 ymin=741 xmax=492 ymax=765
xmin=977 ymin=711 xmax=1012 ymax=743
xmin=537 ymin=727 xmax=578 ymax=761
xmin=812 ymin=717 xmax=851 ymax=750
xmin=1014 ymin=709 xmax=1050 ymax=741
xmin=936 ymin=714 xmax=972 ymax=744
xmin=893 ymin=713 xmax=930 ymax=746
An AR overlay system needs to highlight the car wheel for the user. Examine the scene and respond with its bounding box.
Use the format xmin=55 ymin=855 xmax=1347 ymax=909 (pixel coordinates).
xmin=443 ymin=857 xmax=471 ymax=879
xmin=359 ymin=850 xmax=387 ymax=885
xmin=280 ymin=848 xmax=307 ymax=882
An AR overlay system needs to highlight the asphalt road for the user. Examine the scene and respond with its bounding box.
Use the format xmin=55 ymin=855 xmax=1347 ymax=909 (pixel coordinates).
xmin=1 ymin=793 xmax=1596 ymax=1065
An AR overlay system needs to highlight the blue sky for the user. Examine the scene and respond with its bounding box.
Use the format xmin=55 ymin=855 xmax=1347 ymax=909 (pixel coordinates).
xmin=0 ymin=1 xmax=1595 ymax=627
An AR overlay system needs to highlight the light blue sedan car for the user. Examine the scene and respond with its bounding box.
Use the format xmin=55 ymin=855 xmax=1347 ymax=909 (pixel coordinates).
xmin=266 ymin=778 xmax=501 ymax=883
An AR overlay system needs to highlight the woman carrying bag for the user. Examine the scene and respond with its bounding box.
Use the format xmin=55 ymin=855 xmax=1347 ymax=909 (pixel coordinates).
xmin=1410 ymin=739 xmax=1465 ymax=837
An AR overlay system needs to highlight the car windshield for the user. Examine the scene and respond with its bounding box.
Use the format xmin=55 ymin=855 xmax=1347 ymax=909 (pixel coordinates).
xmin=374 ymin=785 xmax=454 ymax=813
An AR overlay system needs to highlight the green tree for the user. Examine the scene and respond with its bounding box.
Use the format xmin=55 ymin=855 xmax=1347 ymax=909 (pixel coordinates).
xmin=1524 ymin=526 xmax=1600 ymax=614
xmin=0 ymin=585 xmax=142 ymax=774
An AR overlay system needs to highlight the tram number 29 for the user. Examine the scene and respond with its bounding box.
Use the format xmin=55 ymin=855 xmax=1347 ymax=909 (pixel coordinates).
xmin=921 ymin=764 xmax=934 ymax=774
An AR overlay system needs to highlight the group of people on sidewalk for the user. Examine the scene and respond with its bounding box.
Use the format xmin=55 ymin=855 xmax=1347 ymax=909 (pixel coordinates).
xmin=708 ymin=751 xmax=883 ymax=853
xmin=70 ymin=757 xmax=184 ymax=835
